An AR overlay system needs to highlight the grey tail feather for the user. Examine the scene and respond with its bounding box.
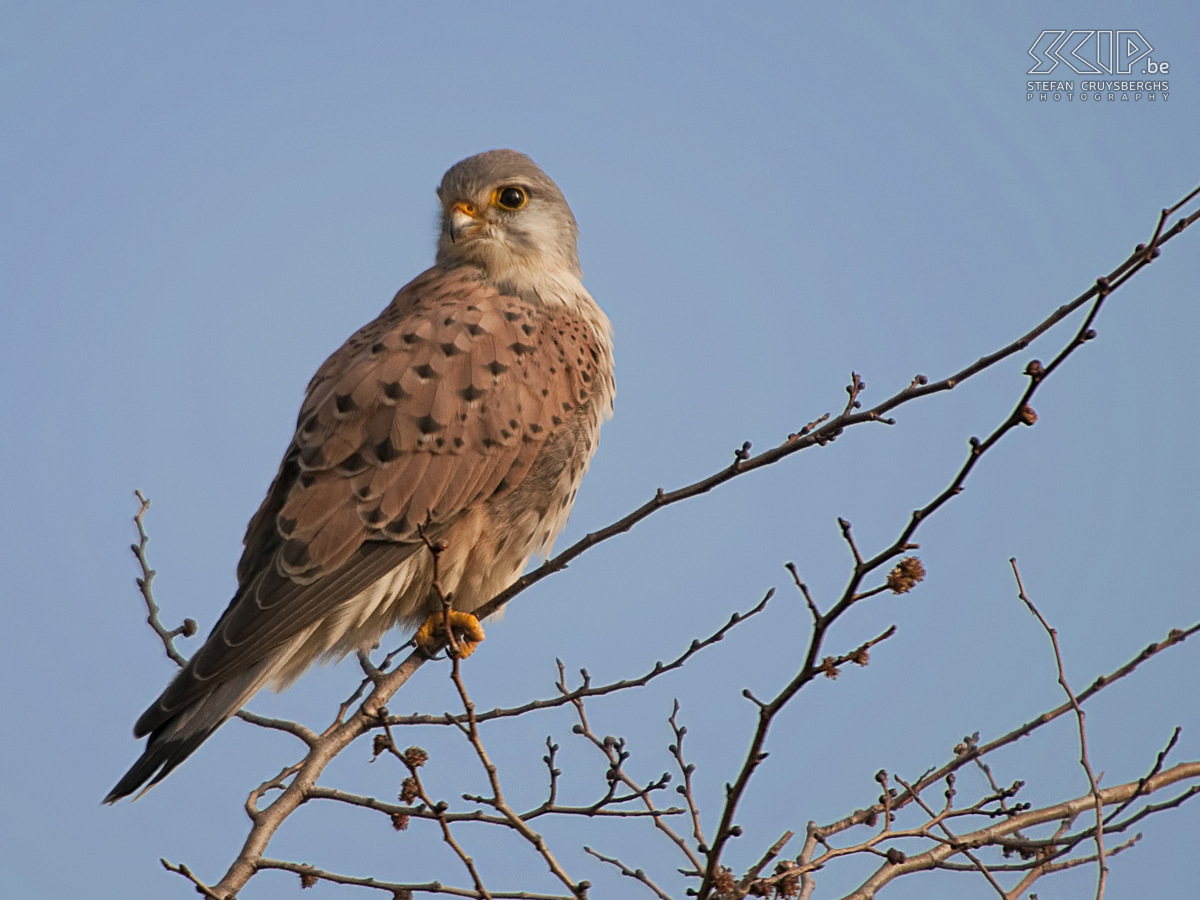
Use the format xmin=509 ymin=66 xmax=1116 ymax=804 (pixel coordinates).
xmin=103 ymin=660 xmax=274 ymax=804
xmin=103 ymin=727 xmax=216 ymax=803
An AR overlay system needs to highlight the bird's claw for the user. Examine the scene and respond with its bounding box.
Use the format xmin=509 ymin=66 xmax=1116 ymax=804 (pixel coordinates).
xmin=415 ymin=610 xmax=485 ymax=659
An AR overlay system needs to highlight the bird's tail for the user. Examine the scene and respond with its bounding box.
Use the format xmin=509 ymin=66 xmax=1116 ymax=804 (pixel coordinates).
xmin=103 ymin=659 xmax=275 ymax=804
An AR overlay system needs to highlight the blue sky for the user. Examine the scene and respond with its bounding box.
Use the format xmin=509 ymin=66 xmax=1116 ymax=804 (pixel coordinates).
xmin=2 ymin=3 xmax=1198 ymax=898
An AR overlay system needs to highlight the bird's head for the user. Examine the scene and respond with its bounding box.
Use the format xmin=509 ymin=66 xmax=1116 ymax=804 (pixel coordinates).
xmin=435 ymin=149 xmax=583 ymax=288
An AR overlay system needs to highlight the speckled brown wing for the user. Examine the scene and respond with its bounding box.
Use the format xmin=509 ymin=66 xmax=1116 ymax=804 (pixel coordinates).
xmin=279 ymin=265 xmax=601 ymax=579
xmin=137 ymin=266 xmax=603 ymax=734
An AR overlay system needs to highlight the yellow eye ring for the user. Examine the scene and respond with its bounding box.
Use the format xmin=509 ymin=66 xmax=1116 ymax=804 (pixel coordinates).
xmin=493 ymin=186 xmax=528 ymax=210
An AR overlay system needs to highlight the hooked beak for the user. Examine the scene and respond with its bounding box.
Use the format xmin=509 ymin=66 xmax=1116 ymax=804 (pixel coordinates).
xmin=448 ymin=201 xmax=484 ymax=243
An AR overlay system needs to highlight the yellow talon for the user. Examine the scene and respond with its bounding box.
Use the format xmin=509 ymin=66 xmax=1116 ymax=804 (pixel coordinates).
xmin=414 ymin=610 xmax=485 ymax=659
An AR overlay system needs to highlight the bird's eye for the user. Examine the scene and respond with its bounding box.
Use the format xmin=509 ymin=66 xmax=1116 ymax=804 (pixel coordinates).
xmin=495 ymin=186 xmax=527 ymax=210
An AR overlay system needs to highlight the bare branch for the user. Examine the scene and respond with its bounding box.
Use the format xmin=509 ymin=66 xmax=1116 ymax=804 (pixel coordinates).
xmin=257 ymin=858 xmax=575 ymax=899
xmin=785 ymin=562 xmax=822 ymax=623
xmin=583 ymin=846 xmax=674 ymax=900
xmin=160 ymin=859 xmax=223 ymax=899
xmin=306 ymin=784 xmax=503 ymax=826
xmin=698 ymin=186 xmax=1200 ymax=889
xmin=1104 ymin=726 xmax=1182 ymax=826
xmin=1010 ymin=559 xmax=1107 ymax=899
xmin=473 ymin=190 xmax=1200 ymax=628
xmin=740 ymin=830 xmax=794 ymax=890
xmin=375 ymin=714 xmax=493 ymax=899
xmin=567 ymin=684 xmax=702 ymax=877
xmin=931 ymin=833 xmax=1140 ymax=875
xmin=132 ymin=184 xmax=1200 ymax=900
xmin=891 ymin=774 xmax=1007 ymax=899
xmin=232 ymin=710 xmax=318 ymax=746
xmin=836 ymin=762 xmax=1200 ymax=900
xmin=447 ymin=652 xmax=585 ymax=896
xmin=131 ymin=491 xmax=196 ymax=667
xmin=385 ymin=590 xmax=773 ymax=729
xmin=668 ymin=701 xmax=707 ymax=852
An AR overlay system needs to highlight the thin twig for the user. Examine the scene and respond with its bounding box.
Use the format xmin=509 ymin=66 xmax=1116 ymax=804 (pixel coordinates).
xmin=567 ymin=684 xmax=702 ymax=877
xmin=149 ymin=185 xmax=1200 ymax=899
xmin=1010 ymin=559 xmax=1107 ymax=900
xmin=131 ymin=491 xmax=196 ymax=667
xmin=785 ymin=562 xmax=821 ymax=623
xmin=583 ymin=846 xmax=674 ymax=900
xmin=740 ymin=830 xmax=795 ymax=889
xmin=835 ymin=762 xmax=1200 ymax=900
xmin=668 ymin=701 xmax=706 ymax=852
xmin=160 ymin=860 xmax=223 ymax=900
xmin=376 ymin=712 xmax=493 ymax=899
xmin=385 ymin=591 xmax=773 ymax=729
xmin=475 ymin=192 xmax=1200 ymax=629
xmin=448 ymin=652 xmax=586 ymax=896
xmin=700 ymin=275 xmax=1117 ymax=895
xmin=256 ymin=858 xmax=574 ymax=899
xmin=892 ymin=774 xmax=1007 ymax=899
xmin=1104 ymin=726 xmax=1181 ymax=825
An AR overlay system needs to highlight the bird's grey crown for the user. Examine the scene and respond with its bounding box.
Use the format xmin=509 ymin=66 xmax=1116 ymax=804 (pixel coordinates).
xmin=437 ymin=149 xmax=573 ymax=221
xmin=435 ymin=149 xmax=582 ymax=281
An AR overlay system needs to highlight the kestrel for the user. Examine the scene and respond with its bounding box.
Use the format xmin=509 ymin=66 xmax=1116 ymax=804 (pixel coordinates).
xmin=106 ymin=150 xmax=615 ymax=803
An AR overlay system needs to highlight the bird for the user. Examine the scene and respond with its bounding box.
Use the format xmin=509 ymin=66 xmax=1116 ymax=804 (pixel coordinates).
xmin=105 ymin=150 xmax=615 ymax=803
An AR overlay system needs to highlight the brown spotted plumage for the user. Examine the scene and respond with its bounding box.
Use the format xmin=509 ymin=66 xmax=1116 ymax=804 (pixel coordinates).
xmin=107 ymin=150 xmax=614 ymax=802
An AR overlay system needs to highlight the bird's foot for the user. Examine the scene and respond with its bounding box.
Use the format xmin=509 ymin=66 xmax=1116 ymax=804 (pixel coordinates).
xmin=415 ymin=610 xmax=485 ymax=659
